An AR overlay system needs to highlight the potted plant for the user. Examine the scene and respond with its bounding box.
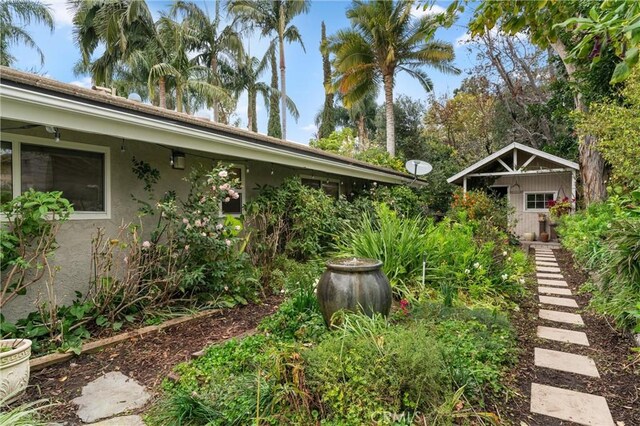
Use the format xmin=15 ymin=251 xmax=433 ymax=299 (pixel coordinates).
xmin=539 ymin=232 xmax=550 ymax=242
xmin=547 ymin=197 xmax=572 ymax=223
xmin=0 ymin=338 xmax=33 ymax=403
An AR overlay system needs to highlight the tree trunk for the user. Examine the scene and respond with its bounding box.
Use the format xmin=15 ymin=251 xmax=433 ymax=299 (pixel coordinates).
xmin=279 ymin=2 xmax=287 ymax=140
xmin=159 ymin=76 xmax=167 ymax=109
xmin=357 ymin=114 xmax=366 ymax=147
xmin=176 ymin=84 xmax=182 ymax=113
xmin=211 ymin=56 xmax=219 ymax=122
xmin=551 ymin=40 xmax=607 ymax=204
xmin=248 ymin=89 xmax=257 ymax=132
xmin=383 ymin=73 xmax=395 ymax=156
xmin=318 ymin=21 xmax=335 ymax=140
xmin=268 ymin=49 xmax=282 ymax=138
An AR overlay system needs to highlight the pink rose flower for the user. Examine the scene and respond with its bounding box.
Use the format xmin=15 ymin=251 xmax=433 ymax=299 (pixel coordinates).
xmin=218 ymin=170 xmax=228 ymax=178
xmin=142 ymin=241 xmax=151 ymax=248
xmin=225 ymin=239 xmax=231 ymax=247
xmin=182 ymin=218 xmax=189 ymax=224
xmin=224 ymin=197 xmax=230 ymax=202
xmin=232 ymin=193 xmax=239 ymax=199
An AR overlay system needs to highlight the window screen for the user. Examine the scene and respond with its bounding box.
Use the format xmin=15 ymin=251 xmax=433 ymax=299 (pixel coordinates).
xmin=21 ymin=144 xmax=105 ymax=212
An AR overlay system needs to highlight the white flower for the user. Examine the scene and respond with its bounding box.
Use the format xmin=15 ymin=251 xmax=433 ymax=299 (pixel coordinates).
xmin=194 ymin=219 xmax=202 ymax=227
xmin=184 ymin=245 xmax=189 ymax=250
xmin=182 ymin=218 xmax=189 ymax=224
xmin=224 ymin=286 xmax=229 ymax=291
xmin=216 ymin=224 xmax=223 ymax=230
xmin=234 ymin=225 xmax=241 ymax=231
xmin=507 ymin=256 xmax=512 ymax=261
xmin=142 ymin=241 xmax=151 ymax=248
xmin=473 ymin=262 xmax=480 ymax=269
xmin=502 ymin=251 xmax=508 ymax=257
xmin=519 ymin=278 xmax=525 ymax=284
xmin=501 ymin=274 xmax=508 ymax=280
xmin=218 ymin=170 xmax=228 ymax=178
xmin=464 ymin=268 xmax=471 ymax=274
xmin=201 ymin=232 xmax=207 ymax=237
xmin=225 ymin=239 xmax=232 ymax=247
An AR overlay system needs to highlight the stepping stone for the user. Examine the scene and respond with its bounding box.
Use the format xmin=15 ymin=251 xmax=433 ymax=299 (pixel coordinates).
xmin=539 ymin=295 xmax=579 ymax=308
xmin=536 ymin=250 xmax=554 ymax=253
xmin=537 ymin=272 xmax=564 ymax=280
xmin=72 ymin=371 xmax=151 ymax=423
xmin=537 ymin=266 xmax=562 ymax=273
xmin=539 ymin=309 xmax=584 ymax=325
xmin=537 ymin=325 xmax=589 ymax=346
xmin=536 ymin=256 xmax=556 ymax=261
xmin=89 ymin=415 xmax=146 ymax=426
xmin=537 ymin=278 xmax=568 ymax=287
xmin=538 ymin=286 xmax=572 ymax=296
xmin=530 ymin=383 xmax=614 ymax=426
xmin=534 ymin=348 xmax=600 ymax=377
xmin=536 ymin=261 xmax=559 ymax=266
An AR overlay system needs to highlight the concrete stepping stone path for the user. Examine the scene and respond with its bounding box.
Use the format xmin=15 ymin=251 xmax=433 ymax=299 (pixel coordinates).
xmin=539 ymin=309 xmax=584 ymax=325
xmin=530 ymin=383 xmax=615 ymax=425
xmin=537 ymin=325 xmax=590 ymax=346
xmin=534 ymin=348 xmax=600 ymax=377
xmin=537 ymin=278 xmax=568 ymax=287
xmin=539 ymin=295 xmax=579 ymax=308
xmin=529 ymin=249 xmax=615 ymax=425
xmin=72 ymin=371 xmax=151 ymax=423
xmin=538 ymin=286 xmax=572 ymax=296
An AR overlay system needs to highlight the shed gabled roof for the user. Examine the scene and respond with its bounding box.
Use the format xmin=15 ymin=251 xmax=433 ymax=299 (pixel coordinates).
xmin=447 ymin=142 xmax=579 ymax=185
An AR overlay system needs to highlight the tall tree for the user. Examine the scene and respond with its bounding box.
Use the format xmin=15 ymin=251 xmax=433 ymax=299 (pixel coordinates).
xmin=0 ymin=0 xmax=54 ymax=67
xmin=317 ymin=21 xmax=335 ymax=139
xmin=470 ymin=0 xmax=612 ymax=204
xmin=70 ymin=0 xmax=155 ymax=86
xmin=170 ymin=1 xmax=243 ymax=122
xmin=228 ymin=0 xmax=310 ymax=140
xmin=267 ymin=48 xmax=282 ymax=138
xmin=328 ymin=0 xmax=459 ymax=157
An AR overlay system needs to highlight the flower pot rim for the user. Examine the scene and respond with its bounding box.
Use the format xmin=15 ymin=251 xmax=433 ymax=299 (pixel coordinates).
xmin=326 ymin=257 xmax=383 ymax=272
xmin=0 ymin=339 xmax=32 ymax=359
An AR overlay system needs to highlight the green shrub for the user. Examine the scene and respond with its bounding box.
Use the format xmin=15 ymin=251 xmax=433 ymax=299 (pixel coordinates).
xmin=559 ymin=188 xmax=640 ymax=331
xmin=335 ymin=203 xmax=432 ymax=294
xmin=304 ymin=315 xmax=448 ymax=424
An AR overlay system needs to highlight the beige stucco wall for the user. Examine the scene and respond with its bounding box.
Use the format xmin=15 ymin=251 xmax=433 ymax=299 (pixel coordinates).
xmin=492 ymin=172 xmax=573 ymax=237
xmin=1 ymin=126 xmax=364 ymax=322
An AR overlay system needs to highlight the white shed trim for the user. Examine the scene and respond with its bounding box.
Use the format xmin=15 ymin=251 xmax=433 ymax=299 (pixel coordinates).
xmin=447 ymin=143 xmax=579 ymax=185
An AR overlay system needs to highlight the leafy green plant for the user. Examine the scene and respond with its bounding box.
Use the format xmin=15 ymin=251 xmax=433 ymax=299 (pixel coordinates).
xmin=0 ymin=396 xmax=53 ymax=426
xmin=1 ymin=190 xmax=73 ymax=309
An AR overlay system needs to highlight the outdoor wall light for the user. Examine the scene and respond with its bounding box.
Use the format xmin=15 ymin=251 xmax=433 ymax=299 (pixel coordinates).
xmin=45 ymin=126 xmax=61 ymax=142
xmin=171 ymin=151 xmax=186 ymax=170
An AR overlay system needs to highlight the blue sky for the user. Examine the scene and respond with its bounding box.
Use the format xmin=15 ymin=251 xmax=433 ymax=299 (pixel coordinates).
xmin=11 ymin=1 xmax=478 ymax=145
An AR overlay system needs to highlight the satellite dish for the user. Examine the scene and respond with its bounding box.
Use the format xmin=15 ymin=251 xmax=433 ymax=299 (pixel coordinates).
xmin=405 ymin=159 xmax=432 ymax=176
xmin=127 ymin=92 xmax=142 ymax=102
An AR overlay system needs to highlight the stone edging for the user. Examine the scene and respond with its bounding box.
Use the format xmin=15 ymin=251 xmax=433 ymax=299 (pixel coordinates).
xmin=30 ymin=308 xmax=222 ymax=371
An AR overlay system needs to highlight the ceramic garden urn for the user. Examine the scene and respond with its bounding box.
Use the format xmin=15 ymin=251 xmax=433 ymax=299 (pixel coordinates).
xmin=0 ymin=338 xmax=32 ymax=403
xmin=316 ymin=257 xmax=392 ymax=326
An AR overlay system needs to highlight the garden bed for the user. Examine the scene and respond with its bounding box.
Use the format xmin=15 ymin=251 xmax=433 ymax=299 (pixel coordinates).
xmin=498 ymin=248 xmax=639 ymax=425
xmin=18 ymin=296 xmax=281 ymax=424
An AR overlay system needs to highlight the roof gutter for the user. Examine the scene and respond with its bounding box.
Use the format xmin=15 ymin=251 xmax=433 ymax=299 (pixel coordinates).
xmin=1 ymin=76 xmax=426 ymax=186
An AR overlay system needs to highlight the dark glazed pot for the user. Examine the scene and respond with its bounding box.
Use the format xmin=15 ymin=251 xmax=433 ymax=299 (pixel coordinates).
xmin=316 ymin=257 xmax=392 ymax=326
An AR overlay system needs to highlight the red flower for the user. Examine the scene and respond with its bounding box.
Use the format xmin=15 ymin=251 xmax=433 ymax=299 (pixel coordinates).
xmin=399 ymin=299 xmax=409 ymax=315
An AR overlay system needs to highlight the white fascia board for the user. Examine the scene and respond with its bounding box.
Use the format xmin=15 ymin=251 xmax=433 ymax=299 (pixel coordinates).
xmin=447 ymin=142 xmax=579 ymax=184
xmin=1 ymin=85 xmax=419 ymax=186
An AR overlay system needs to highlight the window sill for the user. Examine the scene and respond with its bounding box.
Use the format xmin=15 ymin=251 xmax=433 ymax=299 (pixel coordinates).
xmin=69 ymin=212 xmax=111 ymax=220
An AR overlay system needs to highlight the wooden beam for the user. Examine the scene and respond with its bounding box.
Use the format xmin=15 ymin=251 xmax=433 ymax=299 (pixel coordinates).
xmin=571 ymin=170 xmax=577 ymax=212
xmin=463 ymin=176 xmax=467 ymax=193
xmin=520 ymin=154 xmax=537 ymax=171
xmin=513 ymin=149 xmax=518 ymax=169
xmin=497 ymin=158 xmax=513 ymax=172
xmin=467 ymin=168 xmax=572 ymax=178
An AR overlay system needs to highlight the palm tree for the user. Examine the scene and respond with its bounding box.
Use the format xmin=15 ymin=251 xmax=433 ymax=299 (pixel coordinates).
xmin=170 ymin=1 xmax=243 ymax=122
xmin=328 ymin=0 xmax=460 ymax=156
xmin=147 ymin=16 xmax=231 ymax=114
xmin=70 ymin=0 xmax=155 ymax=85
xmin=228 ymin=0 xmax=310 ymax=140
xmin=0 ymin=0 xmax=54 ymax=67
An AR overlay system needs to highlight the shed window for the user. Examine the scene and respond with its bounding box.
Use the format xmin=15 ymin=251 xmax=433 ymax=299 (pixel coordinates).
xmin=525 ymin=192 xmax=555 ymax=210
xmin=301 ymin=177 xmax=340 ymax=199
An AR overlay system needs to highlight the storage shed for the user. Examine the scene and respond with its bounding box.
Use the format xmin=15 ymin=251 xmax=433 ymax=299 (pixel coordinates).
xmin=447 ymin=143 xmax=579 ymax=239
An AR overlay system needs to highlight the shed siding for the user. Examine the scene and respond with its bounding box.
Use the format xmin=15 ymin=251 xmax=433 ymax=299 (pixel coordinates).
xmin=492 ymin=172 xmax=573 ymax=237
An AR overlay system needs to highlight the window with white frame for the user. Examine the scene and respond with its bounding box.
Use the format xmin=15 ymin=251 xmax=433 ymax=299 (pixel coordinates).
xmin=524 ymin=192 xmax=555 ymax=211
xmin=221 ymin=165 xmax=244 ymax=215
xmin=301 ymin=176 xmax=340 ymax=199
xmin=0 ymin=136 xmax=110 ymax=219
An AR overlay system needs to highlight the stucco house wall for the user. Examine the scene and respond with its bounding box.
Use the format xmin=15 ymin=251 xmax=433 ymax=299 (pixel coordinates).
xmin=0 ymin=127 xmax=365 ymax=322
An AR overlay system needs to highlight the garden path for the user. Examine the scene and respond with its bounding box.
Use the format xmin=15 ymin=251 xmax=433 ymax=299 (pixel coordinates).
xmin=530 ymin=248 xmax=615 ymax=426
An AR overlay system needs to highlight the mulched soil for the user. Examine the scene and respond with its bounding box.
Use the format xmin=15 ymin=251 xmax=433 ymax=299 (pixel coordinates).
xmin=18 ymin=295 xmax=282 ymax=425
xmin=497 ymin=248 xmax=640 ymax=425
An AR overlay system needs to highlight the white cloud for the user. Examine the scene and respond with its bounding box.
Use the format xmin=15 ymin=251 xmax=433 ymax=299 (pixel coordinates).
xmin=411 ymin=4 xmax=446 ymax=18
xmin=301 ymin=123 xmax=317 ymax=133
xmin=48 ymin=1 xmax=74 ymax=27
xmin=69 ymin=76 xmax=92 ymax=89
